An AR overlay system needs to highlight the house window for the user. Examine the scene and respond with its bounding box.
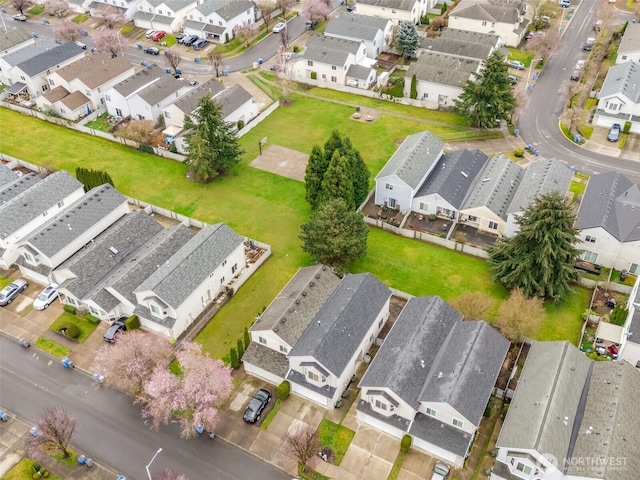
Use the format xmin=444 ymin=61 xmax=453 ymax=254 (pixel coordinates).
xmin=57 ymin=200 xmax=64 ymax=208
xmin=392 ymin=9 xmax=396 ymax=13
xmin=259 ymin=336 xmax=267 ymax=344
xmin=164 ymin=110 xmax=171 ymax=118
xmin=622 ymin=55 xmax=627 ymax=60
xmin=42 ymin=84 xmax=49 ymax=92
xmin=90 ymin=306 xmax=100 ymax=316
xmin=322 ymin=74 xmax=326 ymax=79
xmin=468 ymin=215 xmax=478 ymax=222
xmin=482 ymin=21 xmax=487 ymax=26
xmin=585 ymin=235 xmax=596 ymax=243
xmin=105 ymin=94 xmax=111 ymax=101
xmin=426 ymin=407 xmax=436 ymax=416
xmin=115 ymin=108 xmax=123 ymax=117
xmin=150 ymin=303 xmax=163 ymax=316
xmin=20 ymin=75 xmax=26 ymax=81
xmin=419 ymin=202 xmax=428 ymax=211
xmin=220 ymin=276 xmax=225 ymax=284
xmin=331 ymin=76 xmax=337 ymax=82
xmin=332 ymin=65 xmax=337 ymax=70
xmin=488 ymin=221 xmax=499 ymax=230
xmin=232 ymin=263 xmax=238 ymax=274
xmin=23 ymin=251 xmax=35 ymax=264
xmin=279 ymin=345 xmax=288 ymax=353
xmin=219 ymin=21 xmax=222 ymax=26
xmin=385 ymin=183 xmax=393 ymax=190
xmin=67 ymin=297 xmax=76 ymax=306
xmin=630 ymin=263 xmax=640 ymax=275
xmin=85 ymin=89 xmax=91 ymax=96
xmin=222 ymin=259 xmax=227 ymax=267
xmin=158 ymin=9 xmax=162 ymax=14
xmin=516 ymin=463 xmax=532 ymax=475
xmin=453 ymin=419 xmax=463 ymax=428
xmin=48 ymin=79 xmax=54 ymax=86
xmin=423 ymin=93 xmax=429 ymax=99
xmin=42 ymin=210 xmax=48 ymax=217
xmin=374 ymin=399 xmax=387 ymax=411
xmin=307 ymin=370 xmax=319 ymax=382
xmin=583 ymin=251 xmax=598 ymax=262
xmin=60 ymin=108 xmax=66 ymax=113
xmin=308 ymin=60 xmax=313 ymax=66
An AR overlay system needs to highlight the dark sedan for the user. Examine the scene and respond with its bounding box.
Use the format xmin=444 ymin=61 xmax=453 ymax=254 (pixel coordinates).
xmin=243 ymin=389 xmax=271 ymax=423
xmin=103 ymin=318 xmax=127 ymax=343
xmin=144 ymin=47 xmax=160 ymax=55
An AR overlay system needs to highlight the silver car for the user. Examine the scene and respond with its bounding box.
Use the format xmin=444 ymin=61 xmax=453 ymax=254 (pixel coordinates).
xmin=431 ymin=461 xmax=450 ymax=480
xmin=0 ymin=279 xmax=28 ymax=306
xmin=33 ymin=284 xmax=59 ymax=310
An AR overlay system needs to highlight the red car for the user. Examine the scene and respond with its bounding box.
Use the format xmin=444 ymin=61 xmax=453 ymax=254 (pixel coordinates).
xmin=151 ymin=31 xmax=166 ymax=42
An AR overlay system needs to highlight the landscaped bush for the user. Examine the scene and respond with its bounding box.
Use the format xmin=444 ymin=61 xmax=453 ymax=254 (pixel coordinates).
xmin=58 ymin=322 xmax=80 ymax=338
xmin=400 ymin=434 xmax=412 ymax=453
xmin=427 ymin=214 xmax=437 ymax=221
xmin=514 ymin=148 xmax=524 ymax=157
xmin=229 ymin=347 xmax=239 ymax=369
xmin=85 ymin=314 xmax=100 ymax=324
xmin=310 ymin=71 xmax=317 ymax=80
xmin=125 ymin=314 xmax=140 ymax=330
xmin=609 ymin=306 xmax=628 ymax=326
xmin=63 ymin=304 xmax=76 ymax=314
xmin=277 ymin=380 xmax=290 ymax=400
xmin=623 ymin=121 xmax=632 ymax=134
xmin=484 ymin=397 xmax=495 ymax=417
xmin=138 ymin=143 xmax=154 ymax=154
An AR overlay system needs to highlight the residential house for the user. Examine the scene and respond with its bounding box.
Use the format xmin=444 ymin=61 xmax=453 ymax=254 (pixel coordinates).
xmin=438 ymin=27 xmax=502 ymax=50
xmin=374 ymin=130 xmax=445 ymax=211
xmin=574 ymin=171 xmax=640 ymax=270
xmin=492 ymin=341 xmax=640 ymax=480
xmin=0 ymin=27 xmax=35 ymax=58
xmin=37 ymin=53 xmax=134 ymax=119
xmin=6 ymin=42 xmax=86 ymax=98
xmin=243 ymin=265 xmax=392 ymax=408
xmin=0 ymin=164 xmax=20 ymax=189
xmin=418 ymin=29 xmax=500 ymax=62
xmin=133 ymin=0 xmax=197 ymax=33
xmin=403 ymin=52 xmax=480 ymax=110
xmin=620 ymin=275 xmax=640 ymax=367
xmin=0 ymin=171 xmax=85 ymax=270
xmin=357 ymin=296 xmax=509 ymax=468
xmin=324 ymin=13 xmax=393 ymax=59
xmin=592 ymin=61 xmax=640 ymax=134
xmin=448 ymin=0 xmax=528 ymax=48
xmin=68 ymin=0 xmax=92 ymax=14
xmin=354 ymin=0 xmax=431 ymax=26
xmin=616 ymin=22 xmax=640 ymax=64
xmin=291 ymin=35 xmax=375 ymax=87
xmin=1 ymin=38 xmax=57 ymax=92
xmin=89 ymin=0 xmax=141 ymax=20
xmin=183 ymin=0 xmax=257 ymax=44
xmin=15 ymin=184 xmax=129 ymax=285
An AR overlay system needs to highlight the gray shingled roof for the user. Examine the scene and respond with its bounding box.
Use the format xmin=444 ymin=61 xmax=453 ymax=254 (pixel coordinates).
xmin=346 ymin=64 xmax=372 ymax=80
xmin=600 ymin=60 xmax=640 ymax=103
xmin=462 ymin=154 xmax=523 ymax=220
xmin=420 ymin=36 xmax=492 ymax=60
xmin=618 ymin=22 xmax=640 ymax=56
xmin=54 ymin=52 xmax=133 ymax=90
xmin=137 ymin=74 xmax=185 ymax=106
xmin=24 ymin=184 xmax=127 ymax=259
xmin=406 ymin=52 xmax=479 ymax=88
xmin=575 ymin=172 xmax=640 ymax=242
xmin=56 ymin=210 xmax=163 ymax=299
xmin=0 ymin=174 xmax=40 ymax=205
xmin=0 ymin=27 xmax=33 ymax=52
xmin=439 ymin=28 xmax=501 ymax=48
xmin=375 ymin=131 xmax=445 ymax=189
xmin=290 ymin=273 xmax=391 ymax=377
xmin=357 ymin=0 xmax=417 ymax=11
xmin=415 ymin=149 xmax=489 ymax=209
xmin=325 ymin=13 xmax=389 ymax=42
xmin=2 ymin=38 xmax=58 ymax=68
xmin=214 ymin=84 xmax=253 ymax=118
xmin=16 ymin=42 xmax=84 ymax=77
xmin=250 ymin=265 xmax=342 ymax=347
xmin=496 ymin=341 xmax=592 ymax=466
xmin=146 ymin=0 xmax=188 ymax=11
xmin=173 ymin=78 xmax=225 ymax=115
xmin=135 ymin=223 xmax=243 ymax=308
xmin=0 ymin=171 xmax=82 ymax=241
xmin=0 ymin=164 xmax=20 ymax=189
xmin=112 ymin=65 xmax=166 ymax=98
xmin=302 ymin=34 xmax=361 ymax=66
xmin=217 ymin=0 xmax=255 ymax=21
xmin=452 ymin=0 xmax=522 ymax=24
xmin=241 ymin=341 xmax=289 ymax=377
xmin=409 ymin=412 xmax=473 ymax=457
xmin=506 ymin=159 xmax=573 ymax=215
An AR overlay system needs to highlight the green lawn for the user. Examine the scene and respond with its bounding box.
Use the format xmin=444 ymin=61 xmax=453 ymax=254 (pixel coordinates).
xmin=0 ymin=275 xmax=12 ymax=289
xmin=317 ymin=419 xmax=355 ymax=466
xmin=72 ymin=14 xmax=88 ymax=23
xmin=507 ymin=49 xmax=534 ymax=67
xmin=85 ymin=112 xmax=111 ymax=132
xmin=27 ymin=5 xmax=44 ymax=14
xmin=538 ymin=287 xmax=591 ymax=344
xmin=49 ymin=312 xmax=98 ymax=343
xmin=2 ymin=458 xmax=62 ymax=480
xmin=35 ymin=337 xmax=71 ymax=357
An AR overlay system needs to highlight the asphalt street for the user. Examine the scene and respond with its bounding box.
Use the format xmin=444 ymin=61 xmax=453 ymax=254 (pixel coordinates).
xmin=517 ymin=0 xmax=640 ymax=182
xmin=0 ymin=335 xmax=292 ymax=480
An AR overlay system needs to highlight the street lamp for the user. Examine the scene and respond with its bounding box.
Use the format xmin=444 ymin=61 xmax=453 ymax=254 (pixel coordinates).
xmin=145 ymin=447 xmax=163 ymax=480
xmin=525 ymin=58 xmax=543 ymax=93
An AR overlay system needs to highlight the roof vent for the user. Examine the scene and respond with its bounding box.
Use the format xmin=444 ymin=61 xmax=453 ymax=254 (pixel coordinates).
xmin=281 ymin=317 xmax=287 ymax=324
xmin=437 ymin=372 xmax=443 ymax=379
xmin=109 ymin=246 xmax=119 ymax=255
xmin=316 ymin=274 xmax=321 ymax=279
xmin=302 ymin=291 xmax=307 ymax=297
xmin=310 ymin=281 xmax=315 ymax=287
xmin=295 ymin=300 xmax=300 ymax=304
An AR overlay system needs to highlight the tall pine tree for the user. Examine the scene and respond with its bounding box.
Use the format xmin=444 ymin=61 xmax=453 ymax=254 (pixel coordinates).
xmin=304 ymin=145 xmax=328 ymax=211
xmin=318 ymin=150 xmax=355 ymax=210
xmin=343 ymin=137 xmax=370 ymax=208
xmin=395 ymin=23 xmax=419 ymax=59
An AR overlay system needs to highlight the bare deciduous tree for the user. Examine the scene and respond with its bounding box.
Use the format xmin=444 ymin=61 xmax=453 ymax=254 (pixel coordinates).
xmin=258 ymin=0 xmax=277 ymax=31
xmin=284 ymin=424 xmax=319 ymax=473
xmin=153 ymin=469 xmax=188 ymax=480
xmin=164 ymin=50 xmax=182 ymax=74
xmin=54 ymin=18 xmax=82 ymax=42
xmin=279 ymin=25 xmax=291 ymax=48
xmin=494 ymin=288 xmax=545 ymax=343
xmin=528 ymin=0 xmax=554 ymax=31
xmin=45 ymin=0 xmax=70 ymax=18
xmin=98 ymin=6 xmax=127 ymax=29
xmin=208 ymin=51 xmax=226 ymax=77
xmin=234 ymin=22 xmax=257 ymax=48
xmin=450 ymin=292 xmax=495 ymax=320
xmin=11 ymin=0 xmax=33 ymax=14
xmin=527 ymin=30 xmax=563 ymax=62
xmin=29 ymin=407 xmax=77 ymax=460
xmin=511 ymin=87 xmax=530 ymax=124
xmin=276 ymin=0 xmax=295 ymax=19
xmin=114 ymin=119 xmax=157 ymax=143
xmin=276 ymin=52 xmax=295 ymax=104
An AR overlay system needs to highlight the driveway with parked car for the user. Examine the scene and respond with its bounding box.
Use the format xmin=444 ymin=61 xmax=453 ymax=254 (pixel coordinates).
xmin=0 ymin=279 xmax=28 ymax=306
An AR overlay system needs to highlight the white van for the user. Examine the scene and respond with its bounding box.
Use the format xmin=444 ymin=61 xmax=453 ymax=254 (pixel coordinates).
xmin=559 ymin=0 xmax=570 ymax=7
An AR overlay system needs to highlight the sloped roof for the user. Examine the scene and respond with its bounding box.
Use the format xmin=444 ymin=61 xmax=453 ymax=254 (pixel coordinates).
xmin=0 ymin=27 xmax=33 ymax=52
xmin=415 ymin=149 xmax=489 ymax=209
xmin=375 ymin=131 xmax=445 ymax=189
xmin=137 ymin=74 xmax=185 ymax=106
xmin=217 ymin=0 xmax=255 ymax=21
xmin=2 ymin=38 xmax=58 ymax=67
xmin=214 ymin=84 xmax=253 ymax=118
xmin=406 ymin=52 xmax=479 ymax=88
xmin=462 ymin=154 xmax=523 ymax=220
xmin=290 ymin=273 xmax=391 ymax=377
xmin=0 ymin=173 xmax=40 ymax=205
xmin=135 ymin=223 xmax=244 ymax=308
xmin=357 ymin=0 xmax=417 ymax=11
xmin=58 ymin=90 xmax=91 ymax=110
xmin=439 ymin=27 xmax=501 ymax=48
xmin=0 ymin=164 xmax=21 ymax=189
xmin=600 ymin=60 xmax=640 ymax=103
xmin=53 ymin=52 xmax=133 ymax=89
xmin=325 ymin=13 xmax=389 ymax=42
xmin=16 ymin=41 xmax=84 ymax=76
xmin=301 ymin=34 xmax=361 ymax=66
xmin=0 ymin=171 xmax=82 ymax=241
xmin=506 ymin=159 xmax=573 ymax=215
xmin=575 ymin=172 xmax=640 ymax=242
xmin=147 ymin=0 xmax=191 ymax=11
xmin=618 ymin=22 xmax=640 ymax=56
xmin=112 ymin=64 xmax=166 ymax=98
xmin=452 ymin=0 xmax=522 ymax=24
xmin=419 ymin=36 xmax=492 ymax=60
xmin=172 ymin=78 xmax=225 ymax=115
xmin=44 ymin=85 xmax=71 ymax=104
xmin=346 ymin=64 xmax=373 ymax=80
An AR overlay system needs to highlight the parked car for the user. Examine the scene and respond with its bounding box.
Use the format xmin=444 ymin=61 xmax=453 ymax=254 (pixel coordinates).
xmin=243 ymin=389 xmax=271 ymax=423
xmin=183 ymin=35 xmax=199 ymax=46
xmin=13 ymin=14 xmax=27 ymax=21
xmin=192 ymin=38 xmax=209 ymax=50
xmin=145 ymin=29 xmax=156 ymax=38
xmin=152 ymin=30 xmax=166 ymax=42
xmin=560 ymin=0 xmax=571 ymax=8
xmin=103 ymin=319 xmax=127 ymax=343
xmin=144 ymin=46 xmax=160 ymax=55
xmin=575 ymin=59 xmax=586 ymax=70
xmin=583 ymin=37 xmax=595 ymax=51
xmin=75 ymin=41 xmax=87 ymax=50
xmin=272 ymin=22 xmax=286 ymax=33
xmin=176 ymin=33 xmax=186 ymax=43
xmin=607 ymin=123 xmax=621 ymax=142
xmin=33 ymin=284 xmax=59 ymax=310
xmin=507 ymin=74 xmax=518 ymax=85
xmin=431 ymin=461 xmax=450 ymax=480
xmin=507 ymin=60 xmax=525 ymax=70
xmin=346 ymin=3 xmax=356 ymax=11
xmin=570 ymin=70 xmax=580 ymax=81
xmin=0 ymin=279 xmax=28 ymax=306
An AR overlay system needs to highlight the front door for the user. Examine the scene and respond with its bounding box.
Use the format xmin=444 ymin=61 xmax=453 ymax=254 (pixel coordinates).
xmin=388 ymin=198 xmax=396 ymax=208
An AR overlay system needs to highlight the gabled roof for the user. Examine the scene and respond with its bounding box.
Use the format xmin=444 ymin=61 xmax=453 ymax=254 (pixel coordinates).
xmin=346 ymin=64 xmax=372 ymax=80
xmin=137 ymin=74 xmax=185 ymax=106
xmin=452 ymin=0 xmax=522 ymax=24
xmin=0 ymin=164 xmax=20 ymax=189
xmin=146 ymin=0 xmax=192 ymax=11
xmin=16 ymin=42 xmax=84 ymax=77
xmin=575 ymin=171 xmax=640 ymax=242
xmin=462 ymin=154 xmax=523 ymax=220
xmin=111 ymin=64 xmax=166 ymax=98
xmin=439 ymin=28 xmax=501 ymax=48
xmin=214 ymin=84 xmax=253 ymax=118
xmin=198 ymin=0 xmax=255 ymax=21
xmin=420 ymin=36 xmax=492 ymax=60
xmin=376 ymin=131 xmax=445 ymax=189
xmin=406 ymin=52 xmax=479 ymax=88
xmin=600 ymin=60 xmax=640 ymax=103
xmin=415 ymin=149 xmax=489 ymax=209
xmin=53 ymin=52 xmax=133 ymax=89
xmin=44 ymin=85 xmax=72 ymax=104
xmin=506 ymin=159 xmax=573 ymax=215
xmin=2 ymin=38 xmax=58 ymax=67
xmin=0 ymin=171 xmax=82 ymax=241
xmin=618 ymin=22 xmax=640 ymax=56
xmin=325 ymin=13 xmax=390 ymax=42
xmin=172 ymin=78 xmax=225 ymax=115
xmin=290 ymin=273 xmax=391 ymax=377
xmin=301 ymin=34 xmax=361 ymax=66
xmin=24 ymin=184 xmax=127 ymax=259
xmin=0 ymin=173 xmax=40 ymax=205
xmin=496 ymin=341 xmax=592 ymax=466
xmin=58 ymin=90 xmax=91 ymax=110
xmin=0 ymin=27 xmax=33 ymax=52
xmin=357 ymin=0 xmax=417 ymax=12
xmin=135 ymin=222 xmax=243 ymax=308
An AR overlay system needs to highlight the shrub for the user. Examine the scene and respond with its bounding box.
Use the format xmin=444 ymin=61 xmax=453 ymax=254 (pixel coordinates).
xmin=229 ymin=347 xmax=239 ymax=369
xmin=138 ymin=143 xmax=154 ymax=154
xmin=441 ymin=2 xmax=448 ymax=15
xmin=310 ymin=71 xmax=317 ymax=80
xmin=237 ymin=119 xmax=245 ymax=130
xmin=427 ymin=214 xmax=437 ymax=221
xmin=85 ymin=314 xmax=100 ymax=324
xmin=244 ymin=326 xmax=251 ymax=350
xmin=43 ymin=471 xmax=49 ymax=478
xmin=400 ymin=434 xmax=412 ymax=453
xmin=33 ymin=473 xmax=41 ymax=479
xmin=623 ymin=121 xmax=631 ymax=134
xmin=484 ymin=397 xmax=495 ymax=417
xmin=125 ymin=314 xmax=140 ymax=330
xmin=293 ymin=45 xmax=300 ymax=53
xmin=277 ymin=380 xmax=290 ymax=400
xmin=63 ymin=324 xmax=80 ymax=338
xmin=237 ymin=338 xmax=245 ymax=359
xmin=514 ymin=148 xmax=525 ymax=157
xmin=168 ymin=142 xmax=177 ymax=153
xmin=63 ymin=304 xmax=76 ymax=314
